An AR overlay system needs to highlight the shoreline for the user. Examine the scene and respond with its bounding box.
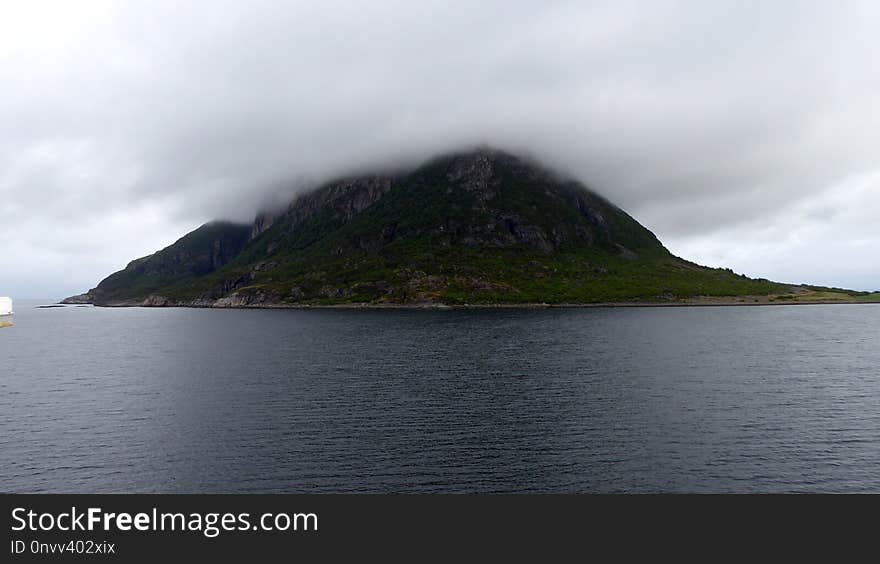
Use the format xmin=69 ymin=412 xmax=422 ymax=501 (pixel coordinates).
xmin=58 ymin=298 xmax=880 ymax=310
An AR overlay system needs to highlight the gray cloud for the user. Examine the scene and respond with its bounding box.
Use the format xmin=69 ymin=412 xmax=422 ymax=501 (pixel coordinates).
xmin=2 ymin=0 xmax=879 ymax=297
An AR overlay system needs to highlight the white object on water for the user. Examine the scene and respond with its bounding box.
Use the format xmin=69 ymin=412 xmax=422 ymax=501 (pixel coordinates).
xmin=0 ymin=296 xmax=11 ymax=327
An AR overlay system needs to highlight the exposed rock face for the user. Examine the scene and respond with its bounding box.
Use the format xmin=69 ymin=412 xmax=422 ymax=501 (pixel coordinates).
xmin=141 ymin=295 xmax=172 ymax=307
xmin=250 ymin=211 xmax=277 ymax=240
xmin=60 ymin=293 xmax=92 ymax=305
xmin=280 ymin=176 xmax=395 ymax=233
xmin=212 ymin=289 xmax=278 ymax=307
xmin=65 ymin=147 xmax=784 ymax=306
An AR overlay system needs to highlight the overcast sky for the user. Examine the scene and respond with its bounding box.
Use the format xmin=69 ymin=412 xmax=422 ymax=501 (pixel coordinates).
xmin=2 ymin=0 xmax=879 ymax=298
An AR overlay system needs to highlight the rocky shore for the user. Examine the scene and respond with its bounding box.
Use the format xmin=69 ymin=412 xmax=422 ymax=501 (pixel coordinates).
xmin=61 ymin=291 xmax=880 ymax=309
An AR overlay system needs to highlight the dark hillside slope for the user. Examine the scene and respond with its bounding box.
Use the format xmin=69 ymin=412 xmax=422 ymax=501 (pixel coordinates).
xmin=74 ymin=221 xmax=251 ymax=305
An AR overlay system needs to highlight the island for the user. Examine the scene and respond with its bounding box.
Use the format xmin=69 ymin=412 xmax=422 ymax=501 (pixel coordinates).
xmin=64 ymin=148 xmax=879 ymax=308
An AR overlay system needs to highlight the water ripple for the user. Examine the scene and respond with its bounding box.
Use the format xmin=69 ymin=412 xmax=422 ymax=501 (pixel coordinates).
xmin=2 ymin=302 xmax=880 ymax=492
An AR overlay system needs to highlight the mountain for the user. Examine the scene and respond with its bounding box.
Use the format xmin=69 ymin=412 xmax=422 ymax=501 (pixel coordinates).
xmin=67 ymin=147 xmax=831 ymax=307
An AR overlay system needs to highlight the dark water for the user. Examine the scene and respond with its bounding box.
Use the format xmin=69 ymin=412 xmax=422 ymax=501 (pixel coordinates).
xmin=2 ymin=300 xmax=879 ymax=493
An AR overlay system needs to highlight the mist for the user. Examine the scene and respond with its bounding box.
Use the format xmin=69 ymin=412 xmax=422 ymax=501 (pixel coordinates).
xmin=2 ymin=0 xmax=880 ymax=297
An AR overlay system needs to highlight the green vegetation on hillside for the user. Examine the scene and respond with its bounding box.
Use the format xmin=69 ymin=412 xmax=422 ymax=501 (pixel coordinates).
xmin=158 ymin=236 xmax=786 ymax=305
